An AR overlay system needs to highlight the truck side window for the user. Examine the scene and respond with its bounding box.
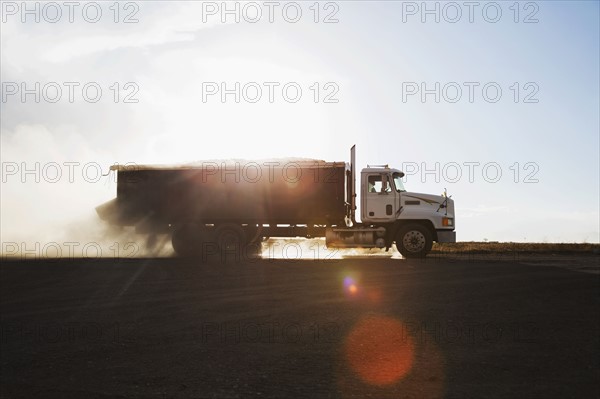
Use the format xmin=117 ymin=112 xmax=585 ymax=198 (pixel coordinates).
xmin=368 ymin=175 xmax=390 ymax=193
xmin=368 ymin=175 xmax=379 ymax=193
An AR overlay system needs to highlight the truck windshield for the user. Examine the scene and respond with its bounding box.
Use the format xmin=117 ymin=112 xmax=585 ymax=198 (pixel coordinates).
xmin=393 ymin=173 xmax=406 ymax=192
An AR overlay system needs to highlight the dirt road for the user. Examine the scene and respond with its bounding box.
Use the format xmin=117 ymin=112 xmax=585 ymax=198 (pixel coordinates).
xmin=1 ymin=255 xmax=598 ymax=398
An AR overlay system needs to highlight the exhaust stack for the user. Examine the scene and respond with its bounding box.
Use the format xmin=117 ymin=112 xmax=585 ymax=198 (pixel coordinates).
xmin=350 ymin=145 xmax=356 ymax=223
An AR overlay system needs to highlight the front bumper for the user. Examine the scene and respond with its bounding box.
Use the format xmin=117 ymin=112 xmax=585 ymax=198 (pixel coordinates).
xmin=436 ymin=230 xmax=456 ymax=243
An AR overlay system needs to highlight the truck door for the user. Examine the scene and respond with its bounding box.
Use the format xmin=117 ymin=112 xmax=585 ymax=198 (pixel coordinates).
xmin=364 ymin=173 xmax=397 ymax=222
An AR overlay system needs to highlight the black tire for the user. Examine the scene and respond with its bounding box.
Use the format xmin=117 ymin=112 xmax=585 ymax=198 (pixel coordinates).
xmin=236 ymin=225 xmax=263 ymax=259
xmin=172 ymin=224 xmax=204 ymax=257
xmin=395 ymin=223 xmax=433 ymax=258
xmin=244 ymin=240 xmax=263 ymax=259
xmin=244 ymin=224 xmax=263 ymax=245
xmin=214 ymin=224 xmax=246 ymax=253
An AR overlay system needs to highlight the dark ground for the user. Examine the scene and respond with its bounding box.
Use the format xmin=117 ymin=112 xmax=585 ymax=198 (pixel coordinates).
xmin=1 ymin=254 xmax=598 ymax=398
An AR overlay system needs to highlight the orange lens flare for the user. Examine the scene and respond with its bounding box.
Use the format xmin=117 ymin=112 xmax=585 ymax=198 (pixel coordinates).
xmin=344 ymin=316 xmax=414 ymax=386
xmin=343 ymin=276 xmax=359 ymax=296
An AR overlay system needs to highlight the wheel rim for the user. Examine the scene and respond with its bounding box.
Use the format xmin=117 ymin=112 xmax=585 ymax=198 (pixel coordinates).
xmin=402 ymin=230 xmax=426 ymax=252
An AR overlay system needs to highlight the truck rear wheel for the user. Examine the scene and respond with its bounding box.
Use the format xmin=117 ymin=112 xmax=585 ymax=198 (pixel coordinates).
xmin=244 ymin=224 xmax=263 ymax=245
xmin=396 ymin=224 xmax=433 ymax=258
xmin=215 ymin=224 xmax=246 ymax=253
xmin=172 ymin=225 xmax=204 ymax=257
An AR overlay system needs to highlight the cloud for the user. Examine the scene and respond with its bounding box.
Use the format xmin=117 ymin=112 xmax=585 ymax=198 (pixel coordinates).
xmin=1 ymin=2 xmax=227 ymax=69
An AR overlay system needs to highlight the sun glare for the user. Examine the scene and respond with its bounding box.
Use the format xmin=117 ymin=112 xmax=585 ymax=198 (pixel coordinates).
xmin=344 ymin=315 xmax=415 ymax=386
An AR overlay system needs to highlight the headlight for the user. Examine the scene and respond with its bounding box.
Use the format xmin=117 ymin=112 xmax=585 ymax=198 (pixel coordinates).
xmin=442 ymin=217 xmax=454 ymax=227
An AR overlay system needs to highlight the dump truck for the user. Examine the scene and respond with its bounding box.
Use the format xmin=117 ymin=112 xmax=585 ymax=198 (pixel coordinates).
xmin=96 ymin=146 xmax=456 ymax=258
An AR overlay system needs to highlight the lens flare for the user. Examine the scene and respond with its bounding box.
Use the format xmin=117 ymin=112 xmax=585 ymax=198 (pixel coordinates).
xmin=344 ymin=315 xmax=414 ymax=386
xmin=343 ymin=276 xmax=360 ymax=296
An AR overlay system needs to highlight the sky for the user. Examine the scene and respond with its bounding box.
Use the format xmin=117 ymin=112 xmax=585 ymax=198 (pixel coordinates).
xmin=1 ymin=0 xmax=599 ymax=246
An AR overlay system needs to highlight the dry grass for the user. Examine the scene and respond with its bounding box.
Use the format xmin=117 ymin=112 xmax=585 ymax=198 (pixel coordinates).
xmin=432 ymin=242 xmax=600 ymax=255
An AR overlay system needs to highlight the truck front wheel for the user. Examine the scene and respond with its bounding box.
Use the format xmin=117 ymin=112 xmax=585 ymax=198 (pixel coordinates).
xmin=396 ymin=224 xmax=433 ymax=258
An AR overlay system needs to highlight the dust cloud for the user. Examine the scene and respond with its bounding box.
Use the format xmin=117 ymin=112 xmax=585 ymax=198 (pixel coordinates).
xmin=1 ymin=127 xmax=375 ymax=261
xmin=261 ymin=238 xmax=397 ymax=261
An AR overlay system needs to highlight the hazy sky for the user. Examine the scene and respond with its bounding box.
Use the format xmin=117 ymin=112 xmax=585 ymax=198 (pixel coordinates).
xmin=1 ymin=1 xmax=599 ymax=244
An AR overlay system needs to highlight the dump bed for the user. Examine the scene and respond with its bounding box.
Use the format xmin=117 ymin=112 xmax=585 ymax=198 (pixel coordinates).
xmin=98 ymin=161 xmax=347 ymax=228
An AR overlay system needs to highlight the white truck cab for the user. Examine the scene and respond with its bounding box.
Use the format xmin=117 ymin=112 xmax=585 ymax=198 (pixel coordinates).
xmin=326 ymin=152 xmax=456 ymax=258
xmin=361 ymin=166 xmax=455 ymax=238
xmin=359 ymin=166 xmax=456 ymax=256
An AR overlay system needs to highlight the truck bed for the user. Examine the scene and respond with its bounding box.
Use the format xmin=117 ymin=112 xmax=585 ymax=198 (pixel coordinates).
xmin=98 ymin=161 xmax=348 ymax=229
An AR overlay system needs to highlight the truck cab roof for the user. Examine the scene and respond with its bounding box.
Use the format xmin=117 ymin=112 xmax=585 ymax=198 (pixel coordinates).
xmin=361 ymin=167 xmax=405 ymax=177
